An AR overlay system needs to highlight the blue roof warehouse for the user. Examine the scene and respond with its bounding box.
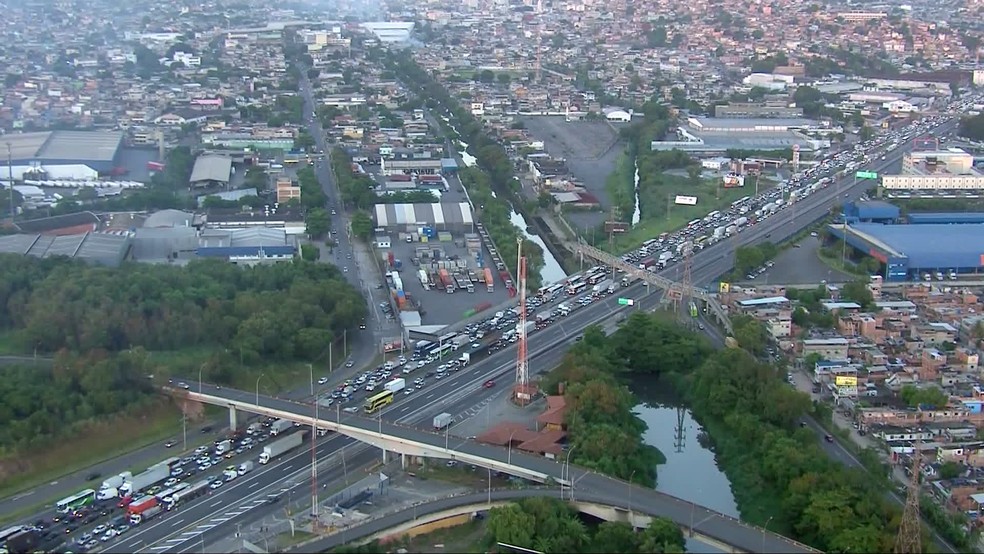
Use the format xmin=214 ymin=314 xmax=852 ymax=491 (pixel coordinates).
xmin=827 ymin=223 xmax=984 ymax=281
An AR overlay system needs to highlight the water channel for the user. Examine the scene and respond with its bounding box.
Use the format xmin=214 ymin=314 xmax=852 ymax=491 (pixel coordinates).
xmin=633 ymin=379 xmax=738 ymax=553
xmin=457 ymin=142 xmax=567 ymax=285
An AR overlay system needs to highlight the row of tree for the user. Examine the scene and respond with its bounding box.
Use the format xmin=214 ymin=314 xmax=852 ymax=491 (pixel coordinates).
xmin=384 ymin=49 xmax=546 ymax=291
xmin=957 ymin=113 xmax=984 ymax=142
xmin=0 ymin=256 xmax=366 ymax=360
xmin=329 ymin=148 xmax=378 ymax=210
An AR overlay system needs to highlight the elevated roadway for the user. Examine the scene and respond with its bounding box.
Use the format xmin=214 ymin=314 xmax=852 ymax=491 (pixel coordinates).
xmin=170 ymin=383 xmax=818 ymax=554
xmin=290 ymin=488 xmax=822 ymax=554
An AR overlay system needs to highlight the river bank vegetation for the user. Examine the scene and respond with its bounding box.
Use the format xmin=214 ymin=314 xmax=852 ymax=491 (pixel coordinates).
xmin=565 ymin=311 xmax=924 ymax=553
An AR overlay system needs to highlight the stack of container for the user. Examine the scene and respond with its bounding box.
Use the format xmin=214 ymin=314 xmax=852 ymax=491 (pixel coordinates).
xmin=438 ymin=231 xmax=453 ymax=242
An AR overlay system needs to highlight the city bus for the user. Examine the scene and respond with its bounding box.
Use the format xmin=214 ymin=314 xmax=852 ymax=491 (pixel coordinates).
xmin=155 ymin=482 xmax=189 ymax=502
xmin=413 ymin=341 xmax=435 ymax=357
xmin=0 ymin=526 xmax=24 ymax=544
xmin=364 ymin=390 xmax=395 ymax=413
xmin=538 ymin=283 xmax=564 ymax=299
xmin=56 ymin=489 xmax=96 ymax=513
xmin=566 ymin=281 xmax=588 ymax=295
xmin=433 ymin=342 xmax=454 ymax=358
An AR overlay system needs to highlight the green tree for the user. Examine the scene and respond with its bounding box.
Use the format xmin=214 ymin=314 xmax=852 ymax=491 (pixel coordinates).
xmin=350 ymin=211 xmax=373 ymax=241
xmin=640 ymin=517 xmax=686 ymax=552
xmin=300 ymin=243 xmax=320 ymax=261
xmin=305 ymin=207 xmax=331 ymax=238
xmin=840 ymin=280 xmax=873 ymax=309
xmin=590 ymin=521 xmax=640 ymax=553
xmin=486 ymin=504 xmax=535 ymax=547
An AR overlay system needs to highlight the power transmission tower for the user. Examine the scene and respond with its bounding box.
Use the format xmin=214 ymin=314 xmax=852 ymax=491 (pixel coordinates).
xmin=513 ymin=238 xmax=535 ymax=405
xmin=679 ymin=241 xmax=694 ymax=323
xmin=894 ymin=446 xmax=923 ymax=554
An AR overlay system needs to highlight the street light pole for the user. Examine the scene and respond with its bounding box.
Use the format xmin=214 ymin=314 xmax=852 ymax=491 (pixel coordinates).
xmin=308 ymin=364 xmax=314 ymax=396
xmin=255 ymin=373 xmax=265 ymax=406
xmin=562 ymin=446 xmax=576 ymax=500
xmin=507 ymin=430 xmax=518 ymax=466
xmin=628 ymin=469 xmax=636 ymax=519
xmin=762 ymin=516 xmax=774 ymax=553
xmin=198 ymin=364 xmax=204 ymax=394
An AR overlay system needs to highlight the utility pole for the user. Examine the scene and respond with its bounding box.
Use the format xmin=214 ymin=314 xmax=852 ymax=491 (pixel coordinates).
xmin=894 ymin=444 xmax=923 ymax=553
xmin=6 ymin=142 xmax=13 ymax=220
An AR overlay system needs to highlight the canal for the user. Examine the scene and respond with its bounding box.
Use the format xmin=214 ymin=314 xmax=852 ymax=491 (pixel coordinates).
xmin=458 ymin=142 xmax=567 ymax=286
xmin=633 ymin=379 xmax=738 ymax=553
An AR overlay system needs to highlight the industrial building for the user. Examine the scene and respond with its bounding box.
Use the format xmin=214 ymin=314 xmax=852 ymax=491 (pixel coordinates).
xmin=826 ymin=223 xmax=984 ymax=281
xmin=0 ymin=130 xmax=124 ymax=177
xmin=373 ymin=202 xmax=475 ymax=232
xmin=650 ymin=116 xmax=826 ymax=156
xmin=189 ymin=155 xmax=233 ymax=188
xmin=0 ymin=231 xmax=131 ymax=267
xmin=907 ymin=213 xmax=984 ymax=225
xmin=841 ymin=201 xmax=900 ymax=224
xmin=880 ymin=149 xmax=984 ymax=191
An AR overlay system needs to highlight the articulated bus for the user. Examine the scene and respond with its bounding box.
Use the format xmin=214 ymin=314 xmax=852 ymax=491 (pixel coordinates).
xmin=364 ymin=390 xmax=395 ymax=413
xmin=56 ymin=489 xmax=96 ymax=513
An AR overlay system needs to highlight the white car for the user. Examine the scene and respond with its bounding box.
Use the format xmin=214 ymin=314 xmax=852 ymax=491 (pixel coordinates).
xmin=317 ymin=377 xmax=329 ymax=385
xmin=209 ymin=480 xmax=224 ymax=490
xmin=101 ymin=529 xmax=118 ymax=542
xmin=164 ymin=477 xmax=179 ymax=488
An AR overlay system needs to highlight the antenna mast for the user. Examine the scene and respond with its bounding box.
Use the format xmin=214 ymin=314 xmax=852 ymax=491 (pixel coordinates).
xmin=513 ymin=238 xmax=532 ymax=405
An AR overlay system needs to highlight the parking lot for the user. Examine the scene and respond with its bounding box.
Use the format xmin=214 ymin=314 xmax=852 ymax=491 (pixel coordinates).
xmin=743 ymin=236 xmax=854 ymax=286
xmin=380 ymin=235 xmax=513 ymax=327
xmin=520 ymin=116 xmax=623 ymax=229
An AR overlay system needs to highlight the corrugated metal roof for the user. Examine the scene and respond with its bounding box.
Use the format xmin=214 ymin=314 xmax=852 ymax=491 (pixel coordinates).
xmin=189 ymin=155 xmax=233 ymax=184
xmin=852 ymin=223 xmax=984 ymax=269
xmin=373 ymin=202 xmax=474 ymax=227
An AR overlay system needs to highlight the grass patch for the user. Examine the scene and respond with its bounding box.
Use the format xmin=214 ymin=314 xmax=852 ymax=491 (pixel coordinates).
xmin=404 ymin=518 xmax=487 ymax=553
xmin=274 ymin=530 xmax=317 ymax=550
xmin=416 ymin=463 xmax=512 ymax=489
xmin=816 ymin=247 xmax=869 ymax=278
xmin=602 ymin=150 xmax=635 ymax=222
xmin=0 ymin=331 xmax=21 ymax=355
xmin=609 ymin=172 xmax=776 ymax=253
xmin=0 ymin=401 xmax=183 ymax=522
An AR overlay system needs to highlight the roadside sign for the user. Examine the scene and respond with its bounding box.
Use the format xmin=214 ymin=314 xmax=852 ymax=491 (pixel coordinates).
xmin=617 ymin=298 xmax=634 ymax=306
xmin=855 ymin=171 xmax=878 ymax=180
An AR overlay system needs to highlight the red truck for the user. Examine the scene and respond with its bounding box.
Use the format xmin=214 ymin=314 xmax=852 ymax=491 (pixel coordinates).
xmin=127 ymin=495 xmax=159 ymax=516
xmin=438 ymin=269 xmax=453 ymax=293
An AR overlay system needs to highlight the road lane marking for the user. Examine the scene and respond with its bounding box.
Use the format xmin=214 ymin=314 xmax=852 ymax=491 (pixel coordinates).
xmin=248 ymin=481 xmax=259 ymax=489
xmin=172 ymin=518 xmax=185 ymax=526
xmin=213 ymin=517 xmax=230 ymax=523
xmin=209 ymin=500 xmax=222 ymax=508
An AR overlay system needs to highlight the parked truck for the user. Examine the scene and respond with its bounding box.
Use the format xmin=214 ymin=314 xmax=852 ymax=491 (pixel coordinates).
xmin=484 ymin=268 xmax=494 ymax=292
xmin=592 ymin=279 xmax=613 ymax=295
xmin=130 ymin=502 xmax=163 ymax=525
xmin=384 ymin=378 xmax=406 ymax=394
xmin=433 ymin=412 xmax=453 ymax=430
xmin=121 ymin=463 xmax=169 ymax=496
xmin=418 ymin=269 xmax=430 ymax=290
xmin=259 ymin=431 xmax=306 ymax=464
xmin=269 ymin=419 xmax=293 ymax=436
xmin=439 ymin=269 xmax=453 ymax=293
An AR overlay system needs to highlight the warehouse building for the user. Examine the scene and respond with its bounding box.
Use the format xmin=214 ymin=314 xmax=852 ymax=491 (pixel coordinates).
xmin=0 ymin=231 xmax=131 ymax=266
xmin=0 ymin=130 xmax=124 ymax=176
xmin=907 ymin=213 xmax=984 ymax=225
xmin=373 ymin=202 xmax=475 ymax=232
xmin=189 ymin=155 xmax=233 ymax=189
xmin=841 ymin=201 xmax=900 ymax=224
xmin=827 ymin=223 xmax=984 ymax=281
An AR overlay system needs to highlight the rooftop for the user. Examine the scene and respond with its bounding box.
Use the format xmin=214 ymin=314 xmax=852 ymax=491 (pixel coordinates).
xmin=0 ymin=231 xmax=129 ymax=266
xmin=35 ymin=130 xmax=124 ymax=162
xmin=849 ymin=223 xmax=984 ymax=269
xmin=189 ymin=155 xmax=233 ymax=184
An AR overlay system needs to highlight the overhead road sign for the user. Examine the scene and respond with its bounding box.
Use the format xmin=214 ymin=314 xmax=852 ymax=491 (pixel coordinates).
xmin=855 ymin=171 xmax=878 ymax=180
xmin=617 ymin=298 xmax=634 ymax=306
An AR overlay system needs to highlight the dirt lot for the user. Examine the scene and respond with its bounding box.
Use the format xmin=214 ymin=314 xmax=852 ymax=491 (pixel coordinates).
xmin=520 ymin=116 xmax=623 ymax=229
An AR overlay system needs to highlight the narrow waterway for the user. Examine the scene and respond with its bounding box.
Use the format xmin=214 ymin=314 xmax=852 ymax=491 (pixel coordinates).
xmin=631 ymin=159 xmax=642 ymax=226
xmin=633 ymin=380 xmax=738 ymax=553
xmin=458 ymin=142 xmax=567 ymax=285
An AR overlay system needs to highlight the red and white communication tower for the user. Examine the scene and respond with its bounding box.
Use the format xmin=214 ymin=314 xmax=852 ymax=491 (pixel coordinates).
xmin=791 ymin=144 xmax=801 ymax=171
xmin=513 ymin=238 xmax=536 ymax=405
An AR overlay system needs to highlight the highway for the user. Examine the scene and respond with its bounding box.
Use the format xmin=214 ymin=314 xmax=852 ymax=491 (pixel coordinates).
xmin=176 ymin=383 xmax=820 ymax=554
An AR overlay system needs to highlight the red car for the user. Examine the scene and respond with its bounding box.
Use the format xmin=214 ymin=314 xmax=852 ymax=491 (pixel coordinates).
xmin=483 ymin=380 xmax=495 ymax=389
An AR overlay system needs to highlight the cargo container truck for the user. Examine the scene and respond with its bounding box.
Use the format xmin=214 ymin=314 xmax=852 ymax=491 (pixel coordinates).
xmin=592 ymin=279 xmax=613 ymax=295
xmin=458 ymin=352 xmax=471 ymax=366
xmin=484 ymin=268 xmax=494 ymax=292
xmin=100 ymin=472 xmax=132 ymax=492
xmin=126 ymin=496 xmax=159 ymax=518
xmin=734 ymin=216 xmax=748 ymax=227
xmin=238 ymin=461 xmax=254 ymax=475
xmin=130 ymin=503 xmax=163 ymax=525
xmin=418 ymin=269 xmax=429 ymax=290
xmin=433 ymin=413 xmax=453 ymax=430
xmin=259 ymin=431 xmax=306 ymax=464
xmin=5 ymin=529 xmax=40 ymax=554
xmin=121 ymin=464 xmax=169 ymax=496
xmin=713 ymin=226 xmax=726 ymax=239
xmin=384 ymin=378 xmax=406 ymax=393
xmin=439 ymin=269 xmax=454 ymax=293
xmin=534 ymin=311 xmax=553 ymax=325
xmin=269 ymin=419 xmax=293 ymax=436
xmin=164 ymin=480 xmax=210 ymax=510
xmin=658 ymin=251 xmax=674 ymax=265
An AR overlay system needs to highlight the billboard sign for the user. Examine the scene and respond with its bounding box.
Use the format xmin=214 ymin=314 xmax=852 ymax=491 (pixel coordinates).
xmin=723 ymin=173 xmax=745 ymax=188
xmin=674 ymin=195 xmax=698 ymax=206
xmin=835 ymin=375 xmax=858 ymax=387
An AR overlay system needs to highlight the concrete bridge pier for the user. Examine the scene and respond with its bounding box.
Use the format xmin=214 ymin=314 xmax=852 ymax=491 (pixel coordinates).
xmin=382 ymin=448 xmax=388 ymax=464
xmin=400 ymin=453 xmax=406 ymax=469
xmin=229 ymin=405 xmax=238 ymax=430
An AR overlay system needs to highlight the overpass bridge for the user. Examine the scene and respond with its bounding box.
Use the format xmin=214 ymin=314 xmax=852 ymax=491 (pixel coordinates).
xmin=568 ymin=240 xmax=734 ymax=335
xmin=171 ymin=384 xmax=817 ymax=553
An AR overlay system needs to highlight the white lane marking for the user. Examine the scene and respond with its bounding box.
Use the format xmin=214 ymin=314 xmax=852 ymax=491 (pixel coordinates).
xmin=150 ymin=547 xmax=170 ymax=551
xmin=213 ymin=517 xmax=230 ymax=523
xmin=172 ymin=518 xmax=186 ymax=526
xmin=248 ymin=481 xmax=260 ymax=489
xmin=209 ymin=500 xmax=222 ymax=508
xmin=198 ymin=524 xmax=216 ymax=530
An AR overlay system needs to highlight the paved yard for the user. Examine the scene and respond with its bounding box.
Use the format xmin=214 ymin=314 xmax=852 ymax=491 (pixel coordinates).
xmin=520 ymin=116 xmax=624 ymax=230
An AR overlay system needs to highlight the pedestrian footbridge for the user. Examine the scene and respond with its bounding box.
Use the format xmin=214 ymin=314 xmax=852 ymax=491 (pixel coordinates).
xmin=171 ymin=384 xmax=818 ymax=553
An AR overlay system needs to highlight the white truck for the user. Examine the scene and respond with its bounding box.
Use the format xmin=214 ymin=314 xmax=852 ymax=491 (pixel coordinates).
xmin=238 ymin=461 xmax=254 ymax=475
xmin=384 ymin=378 xmax=406 ymax=394
xmin=259 ymin=431 xmax=306 ymax=464
xmin=246 ymin=422 xmax=262 ymax=435
xmin=433 ymin=412 xmax=453 ymax=430
xmin=100 ymin=472 xmax=132 ymax=492
xmin=658 ymin=251 xmax=673 ymax=265
xmin=557 ymin=302 xmax=571 ymax=316
xmin=592 ymin=279 xmax=613 ymax=295
xmin=458 ymin=352 xmax=471 ymax=366
xmin=215 ymin=439 xmax=233 ymax=456
xmin=121 ymin=463 xmax=169 ymax=496
xmin=270 ymin=419 xmax=293 ymax=436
